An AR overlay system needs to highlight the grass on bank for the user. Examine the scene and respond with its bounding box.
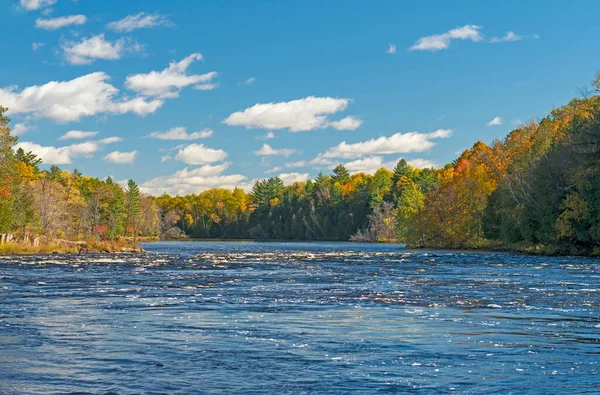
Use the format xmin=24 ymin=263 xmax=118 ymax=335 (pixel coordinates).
xmin=0 ymin=236 xmax=147 ymax=255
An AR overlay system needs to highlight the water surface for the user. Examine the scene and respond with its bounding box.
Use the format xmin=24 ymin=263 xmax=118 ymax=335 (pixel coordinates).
xmin=1 ymin=241 xmax=599 ymax=393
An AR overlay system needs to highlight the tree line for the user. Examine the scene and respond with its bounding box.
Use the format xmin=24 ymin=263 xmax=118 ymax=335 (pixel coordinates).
xmin=1 ymin=74 xmax=600 ymax=255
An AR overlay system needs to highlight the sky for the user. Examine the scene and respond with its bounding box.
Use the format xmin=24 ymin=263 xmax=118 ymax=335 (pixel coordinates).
xmin=2 ymin=0 xmax=600 ymax=195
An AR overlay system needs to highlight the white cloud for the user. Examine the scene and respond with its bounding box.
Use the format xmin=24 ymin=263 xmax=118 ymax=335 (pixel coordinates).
xmin=140 ymin=163 xmax=247 ymax=195
xmin=125 ymin=53 xmax=218 ymax=98
xmin=343 ymin=156 xmax=385 ymax=174
xmin=143 ymin=126 xmax=213 ymax=140
xmin=407 ymin=158 xmax=439 ymax=168
xmin=318 ymin=129 xmax=452 ymax=159
xmin=194 ymin=83 xmax=218 ymax=91
xmin=278 ymin=172 xmax=309 ymax=185
xmin=98 ymin=136 xmax=123 ymax=144
xmin=253 ymin=143 xmax=298 ymax=157
xmin=16 ymin=141 xmax=100 ymax=164
xmin=20 ymin=0 xmax=56 ymax=11
xmin=311 ymin=156 xmax=335 ymax=166
xmin=410 ymin=24 xmax=483 ymax=51
xmin=161 ymin=155 xmax=171 ymax=162
xmin=243 ymin=77 xmax=256 ymax=85
xmin=285 ymin=160 xmax=307 ymax=168
xmin=387 ymin=43 xmax=396 ymax=54
xmin=490 ymin=31 xmax=521 ymax=43
xmin=327 ymin=116 xmax=363 ymax=130
xmin=32 ymin=42 xmax=45 ymax=51
xmin=107 ymin=12 xmax=173 ymax=32
xmin=174 ymin=143 xmax=227 ymax=165
xmin=103 ymin=150 xmax=138 ymax=164
xmin=12 ymin=123 xmax=32 ymax=136
xmin=58 ymin=130 xmax=98 ymax=140
xmin=344 ymin=156 xmax=439 ymax=175
xmin=223 ymin=96 xmax=360 ymax=132
xmin=487 ymin=116 xmax=503 ymax=126
xmin=0 ymin=72 xmax=163 ymax=122
xmin=265 ymin=166 xmax=282 ymax=173
xmin=61 ymin=34 xmax=142 ymax=65
xmin=36 ymin=14 xmax=87 ymax=30
xmin=257 ymin=131 xmax=276 ymax=140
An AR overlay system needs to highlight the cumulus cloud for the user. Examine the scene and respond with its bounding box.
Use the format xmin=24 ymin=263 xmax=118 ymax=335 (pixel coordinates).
xmin=223 ymin=96 xmax=361 ymax=132
xmin=317 ymin=129 xmax=452 ymax=159
xmin=410 ymin=25 xmax=483 ymax=51
xmin=387 ymin=43 xmax=396 ymax=54
xmin=143 ymin=126 xmax=213 ymax=140
xmin=97 ymin=137 xmax=123 ymax=144
xmin=174 ymin=143 xmax=227 ymax=165
xmin=125 ymin=53 xmax=218 ymax=98
xmin=407 ymin=158 xmax=439 ymax=168
xmin=12 ymin=123 xmax=32 ymax=136
xmin=61 ymin=34 xmax=142 ymax=65
xmin=20 ymin=0 xmax=56 ymax=11
xmin=58 ymin=130 xmax=98 ymax=140
xmin=487 ymin=116 xmax=503 ymax=126
xmin=140 ymin=163 xmax=247 ymax=195
xmin=490 ymin=31 xmax=521 ymax=43
xmin=278 ymin=172 xmax=309 ymax=185
xmin=343 ymin=156 xmax=387 ymax=174
xmin=253 ymin=143 xmax=298 ymax=157
xmin=327 ymin=116 xmax=363 ymax=130
xmin=0 ymin=72 xmax=163 ymax=122
xmin=32 ymin=42 xmax=45 ymax=51
xmin=107 ymin=12 xmax=173 ymax=32
xmin=243 ymin=77 xmax=256 ymax=85
xmin=285 ymin=160 xmax=307 ymax=168
xmin=36 ymin=14 xmax=87 ymax=30
xmin=103 ymin=150 xmax=138 ymax=164
xmin=16 ymin=141 xmax=100 ymax=164
xmin=257 ymin=131 xmax=276 ymax=140
xmin=265 ymin=166 xmax=282 ymax=173
xmin=344 ymin=156 xmax=439 ymax=175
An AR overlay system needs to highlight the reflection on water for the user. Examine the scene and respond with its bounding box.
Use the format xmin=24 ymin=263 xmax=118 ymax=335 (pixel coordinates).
xmin=0 ymin=241 xmax=599 ymax=393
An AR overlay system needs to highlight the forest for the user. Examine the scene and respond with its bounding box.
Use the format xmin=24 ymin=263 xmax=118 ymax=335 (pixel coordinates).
xmin=1 ymin=76 xmax=600 ymax=255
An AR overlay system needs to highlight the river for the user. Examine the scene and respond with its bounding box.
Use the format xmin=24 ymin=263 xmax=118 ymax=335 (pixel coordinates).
xmin=0 ymin=241 xmax=599 ymax=393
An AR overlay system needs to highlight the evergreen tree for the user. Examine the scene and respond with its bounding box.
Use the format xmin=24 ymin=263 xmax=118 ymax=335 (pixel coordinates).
xmin=391 ymin=159 xmax=414 ymax=187
xmin=125 ymin=179 xmax=141 ymax=241
xmin=15 ymin=148 xmax=42 ymax=174
xmin=332 ymin=164 xmax=350 ymax=184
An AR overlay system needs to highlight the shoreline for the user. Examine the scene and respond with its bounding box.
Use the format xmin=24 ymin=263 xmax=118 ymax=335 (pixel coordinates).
xmin=0 ymin=236 xmax=145 ymax=256
xmin=143 ymin=238 xmax=600 ymax=258
xmin=2 ymin=236 xmax=598 ymax=258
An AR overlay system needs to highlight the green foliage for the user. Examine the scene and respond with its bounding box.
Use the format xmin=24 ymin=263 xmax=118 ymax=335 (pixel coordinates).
xmin=125 ymin=180 xmax=141 ymax=238
xmin=250 ymin=177 xmax=284 ymax=207
xmin=332 ymin=164 xmax=350 ymax=184
xmin=0 ymin=106 xmax=17 ymax=232
xmin=2 ymin=74 xmax=600 ymax=255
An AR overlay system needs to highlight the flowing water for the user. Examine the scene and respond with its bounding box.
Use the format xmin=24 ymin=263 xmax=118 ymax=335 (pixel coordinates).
xmin=0 ymin=241 xmax=599 ymax=394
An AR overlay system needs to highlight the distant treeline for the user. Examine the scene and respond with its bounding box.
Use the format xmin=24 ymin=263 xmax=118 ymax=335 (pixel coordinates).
xmin=1 ymin=75 xmax=600 ymax=255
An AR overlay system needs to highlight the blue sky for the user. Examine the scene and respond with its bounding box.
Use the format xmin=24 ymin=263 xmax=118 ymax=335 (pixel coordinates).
xmin=2 ymin=0 xmax=600 ymax=195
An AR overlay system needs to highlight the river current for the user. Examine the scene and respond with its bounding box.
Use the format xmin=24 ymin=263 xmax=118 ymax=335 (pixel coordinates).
xmin=0 ymin=241 xmax=599 ymax=393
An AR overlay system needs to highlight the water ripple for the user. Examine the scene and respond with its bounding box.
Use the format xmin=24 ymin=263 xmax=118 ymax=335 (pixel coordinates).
xmin=0 ymin=241 xmax=599 ymax=393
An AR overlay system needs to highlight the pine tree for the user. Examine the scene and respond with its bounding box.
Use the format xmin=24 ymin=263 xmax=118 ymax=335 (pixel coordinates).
xmin=391 ymin=159 xmax=413 ymax=187
xmin=332 ymin=164 xmax=350 ymax=184
xmin=125 ymin=179 xmax=141 ymax=242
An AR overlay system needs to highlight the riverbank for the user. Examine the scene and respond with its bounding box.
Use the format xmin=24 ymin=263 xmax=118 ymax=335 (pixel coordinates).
xmin=0 ymin=233 xmax=145 ymax=255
